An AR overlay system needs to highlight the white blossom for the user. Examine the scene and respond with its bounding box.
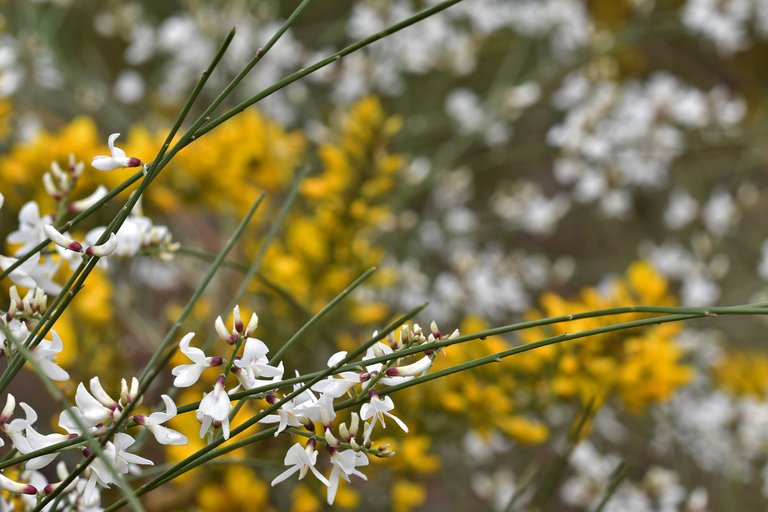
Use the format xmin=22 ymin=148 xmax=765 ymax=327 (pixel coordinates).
xmin=271 ymin=441 xmax=329 ymax=487
xmin=171 ymin=333 xmax=222 ymax=388
xmin=91 ymin=133 xmax=142 ymax=171
xmin=133 ymin=395 xmax=187 ymax=446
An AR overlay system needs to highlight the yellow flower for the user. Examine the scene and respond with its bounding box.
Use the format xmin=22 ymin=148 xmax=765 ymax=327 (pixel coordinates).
xmin=392 ymin=479 xmax=427 ymax=512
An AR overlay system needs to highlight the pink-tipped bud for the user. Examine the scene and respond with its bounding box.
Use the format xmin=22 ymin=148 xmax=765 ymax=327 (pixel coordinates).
xmin=43 ymin=224 xmax=82 ymax=253
xmin=214 ymin=316 xmax=232 ymax=342
xmin=245 ymin=313 xmax=258 ymax=335
xmin=127 ymin=157 xmax=142 ymax=167
xmin=86 ymin=233 xmax=117 ymax=257
xmin=325 ymin=428 xmax=341 ymax=448
xmin=387 ymin=356 xmax=433 ymax=377
xmin=430 ymin=321 xmax=441 ymax=339
xmin=233 ymin=305 xmax=244 ymax=333
xmin=0 ymin=394 xmax=15 ymax=424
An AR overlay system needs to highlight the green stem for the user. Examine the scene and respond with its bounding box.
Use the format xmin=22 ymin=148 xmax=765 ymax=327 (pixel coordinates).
xmin=175 ymin=246 xmax=314 ymax=320
xmin=36 ymin=193 xmax=264 ymax=511
xmin=268 ymin=267 xmax=376 ymax=365
xmin=192 ymin=0 xmax=464 ymax=140
xmin=0 ymin=169 xmax=143 ymax=281
xmin=0 ymin=325 xmax=144 ymax=512
xmin=180 ymin=0 xmax=313 ymax=139
xmin=105 ymin=305 xmax=425 ymax=510
xmin=138 ymin=193 xmax=265 ymax=384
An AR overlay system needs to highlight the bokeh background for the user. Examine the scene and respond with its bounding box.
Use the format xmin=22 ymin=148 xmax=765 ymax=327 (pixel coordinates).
xmin=3 ymin=0 xmax=768 ymax=510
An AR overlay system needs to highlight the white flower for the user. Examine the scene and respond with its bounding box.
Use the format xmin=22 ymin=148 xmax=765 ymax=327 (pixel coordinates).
xmin=232 ymin=337 xmax=283 ymax=389
xmin=22 ymin=424 xmax=68 ymax=470
xmin=362 ymin=344 xmax=412 ymax=386
xmin=42 ymin=224 xmax=118 ymax=258
xmin=171 ymin=333 xmax=222 ymax=387
xmin=360 ymin=392 xmax=408 ymax=443
xmin=2 ymin=400 xmax=37 ymax=453
xmin=88 ymin=433 xmax=152 ymax=488
xmin=0 ymin=472 xmax=36 ymax=495
xmin=259 ymin=373 xmax=317 ymax=436
xmin=385 ymin=355 xmax=433 ymax=377
xmin=69 ymin=185 xmax=109 ymax=213
xmin=0 ymin=252 xmax=62 ymax=295
xmin=197 ymin=375 xmax=233 ymax=440
xmin=311 ymin=351 xmax=366 ymax=399
xmin=42 ymin=224 xmax=82 ymax=252
xmin=133 ymin=395 xmax=187 ymax=446
xmin=327 ymin=449 xmax=369 ymax=505
xmin=85 ymin=215 xmax=152 ymax=258
xmin=59 ymin=378 xmax=119 ymax=433
xmin=85 ymin=233 xmax=118 ymax=257
xmin=91 ymin=133 xmax=142 ymax=171
xmin=30 ymin=330 xmax=69 ymax=381
xmin=7 ymin=201 xmax=52 ymax=255
xmin=270 ymin=442 xmax=329 ymax=487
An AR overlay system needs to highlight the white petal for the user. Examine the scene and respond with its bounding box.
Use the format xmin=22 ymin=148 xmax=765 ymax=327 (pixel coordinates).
xmin=87 ymin=233 xmax=117 ymax=257
xmin=42 ymin=224 xmax=78 ymax=249
xmin=171 ymin=364 xmax=207 ymax=388
xmin=107 ymin=133 xmax=127 ymax=161
xmin=91 ymin=156 xmax=122 ymax=172
xmin=147 ymin=423 xmax=188 ymax=446
xmin=327 ymin=351 xmax=348 ymax=368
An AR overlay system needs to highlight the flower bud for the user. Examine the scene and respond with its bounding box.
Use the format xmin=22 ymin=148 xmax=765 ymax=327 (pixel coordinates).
xmin=0 ymin=394 xmax=16 ymax=424
xmin=386 ymin=355 xmax=433 ymax=377
xmin=325 ymin=428 xmax=341 ymax=448
xmin=214 ymin=316 xmax=231 ymax=341
xmin=43 ymin=173 xmax=61 ymax=199
xmin=0 ymin=473 xmax=36 ymax=495
xmin=50 ymin=160 xmax=65 ymax=180
xmin=70 ymin=185 xmax=108 ymax=213
xmin=430 ymin=321 xmax=441 ymax=339
xmin=86 ymin=233 xmax=118 ymax=257
xmin=233 ymin=305 xmax=244 ymax=333
xmin=245 ymin=313 xmax=258 ymax=336
xmin=43 ymin=224 xmax=82 ymax=252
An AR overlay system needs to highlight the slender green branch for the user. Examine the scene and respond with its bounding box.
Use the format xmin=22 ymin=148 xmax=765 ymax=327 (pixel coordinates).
xmin=0 ymin=325 xmax=144 ymax=512
xmin=0 ymin=170 xmax=144 ymax=282
xmin=138 ymin=193 xmax=265 ymax=384
xmin=180 ymin=0 xmax=314 ymax=140
xmin=104 ymin=426 xmax=279 ymax=511
xmin=175 ymin=246 xmax=314 ymax=320
xmin=192 ymin=0 xmax=464 ymax=139
xmin=269 ymin=267 xmax=376 ymax=364
xmin=171 ymin=303 xmax=427 ymax=416
xmin=37 ymin=192 xmax=264 ymax=510
xmin=172 ymin=303 xmax=762 ymax=412
xmin=592 ymin=462 xmax=629 ymax=512
xmin=345 ymin=308 xmax=747 ymax=405
xmin=105 ymin=305 xmax=425 ymax=509
xmin=153 ymin=28 xmax=236 ymax=168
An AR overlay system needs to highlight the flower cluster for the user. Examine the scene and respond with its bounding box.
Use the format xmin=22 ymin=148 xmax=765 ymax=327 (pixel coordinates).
xmin=173 ymin=305 xmax=456 ymax=505
xmin=0 ymin=290 xmax=189 ymax=508
xmin=1 ymin=141 xmax=178 ymax=297
xmin=0 ymin=378 xmax=186 ymax=508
